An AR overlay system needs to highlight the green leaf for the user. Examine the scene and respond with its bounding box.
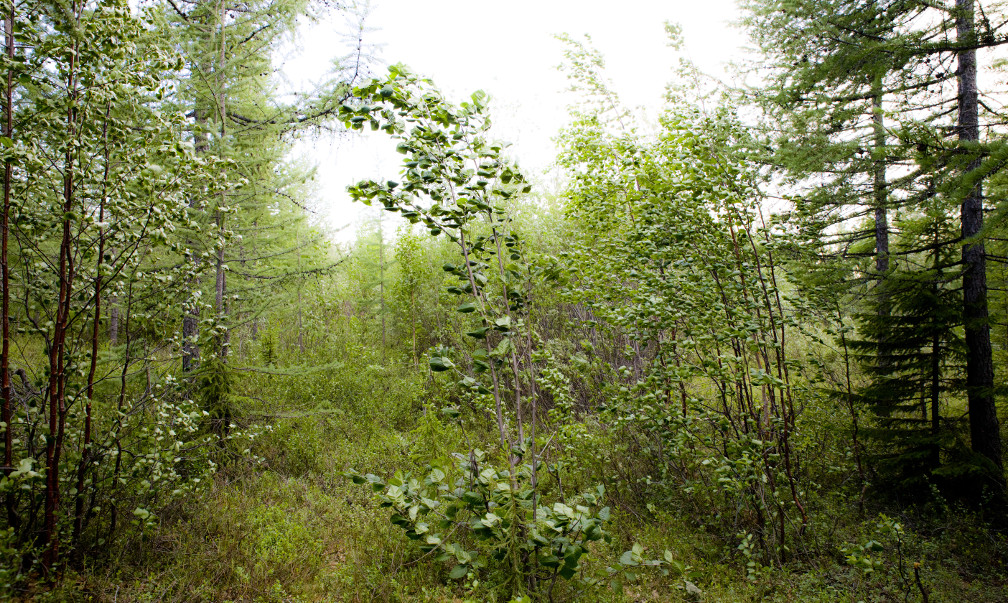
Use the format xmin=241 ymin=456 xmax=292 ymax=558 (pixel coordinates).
xmin=564 ymin=545 xmax=584 ymax=567
xmin=449 ymin=564 xmax=468 ymax=580
xmin=461 ymin=491 xmax=483 ymax=506
xmin=492 ymin=337 xmax=513 ymax=357
xmin=429 ymin=356 xmax=454 ymax=372
xmin=365 ymin=474 xmax=385 ymax=492
xmin=466 ymin=326 xmax=491 ymax=339
xmin=457 ymin=302 xmax=477 ymax=313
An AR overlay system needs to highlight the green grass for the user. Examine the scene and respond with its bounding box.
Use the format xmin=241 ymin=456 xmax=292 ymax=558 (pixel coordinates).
xmin=41 ymin=328 xmax=1008 ymax=603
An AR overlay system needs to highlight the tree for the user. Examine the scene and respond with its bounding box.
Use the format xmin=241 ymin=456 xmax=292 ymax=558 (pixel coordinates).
xmin=955 ymin=0 xmax=1001 ymax=479
xmin=163 ymin=0 xmax=359 ymax=374
xmin=555 ymin=54 xmax=808 ymax=559
xmin=2 ymin=0 xmax=15 ymax=529
xmin=741 ymin=0 xmax=916 ymax=273
xmin=854 ymin=208 xmax=966 ymax=490
xmin=743 ymin=0 xmax=1008 ymax=489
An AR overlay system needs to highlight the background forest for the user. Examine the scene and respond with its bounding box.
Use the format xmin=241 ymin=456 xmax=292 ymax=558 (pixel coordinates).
xmin=2 ymin=0 xmax=1008 ymax=601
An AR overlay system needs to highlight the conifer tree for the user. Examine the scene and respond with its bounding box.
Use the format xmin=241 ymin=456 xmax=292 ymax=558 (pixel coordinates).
xmin=163 ymin=0 xmax=360 ymax=373
xmin=854 ymin=209 xmax=965 ymax=490
xmin=744 ymin=0 xmax=1008 ymax=488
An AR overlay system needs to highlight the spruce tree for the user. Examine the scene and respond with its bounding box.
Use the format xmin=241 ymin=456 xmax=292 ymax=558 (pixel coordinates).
xmin=854 ymin=209 xmax=965 ymax=492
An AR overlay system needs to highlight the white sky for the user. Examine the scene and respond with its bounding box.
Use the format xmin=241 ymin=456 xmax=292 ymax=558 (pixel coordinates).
xmin=279 ymin=0 xmax=746 ymax=241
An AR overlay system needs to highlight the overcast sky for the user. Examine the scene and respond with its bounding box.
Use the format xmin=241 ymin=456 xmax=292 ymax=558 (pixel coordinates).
xmin=279 ymin=0 xmax=746 ymax=240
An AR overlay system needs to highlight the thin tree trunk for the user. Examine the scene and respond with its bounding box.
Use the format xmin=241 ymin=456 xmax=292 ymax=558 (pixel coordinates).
xmin=109 ymin=296 xmax=118 ymax=345
xmin=43 ymin=5 xmax=81 ymax=568
xmin=410 ymin=287 xmax=417 ymax=366
xmin=930 ymin=292 xmax=941 ymax=469
xmin=215 ymin=212 xmax=226 ymax=358
xmin=837 ymin=300 xmax=866 ymax=510
xmin=2 ymin=0 xmax=15 ymax=528
xmin=957 ymin=0 xmax=1002 ymax=478
xmin=108 ymin=279 xmax=133 ymax=541
xmin=183 ymin=104 xmax=205 ymax=373
xmin=872 ymin=83 xmax=893 ymax=378
xmin=296 ymin=228 xmax=304 ymax=353
xmin=73 ymin=101 xmax=111 ymax=546
xmin=214 ymin=0 xmax=228 ymax=360
xmin=872 ymin=82 xmax=889 ymax=275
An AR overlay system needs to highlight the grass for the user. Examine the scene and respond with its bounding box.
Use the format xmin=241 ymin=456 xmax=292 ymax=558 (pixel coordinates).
xmin=29 ymin=320 xmax=1008 ymax=603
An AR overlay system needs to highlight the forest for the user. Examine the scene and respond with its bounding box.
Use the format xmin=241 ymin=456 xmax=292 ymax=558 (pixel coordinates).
xmin=1 ymin=0 xmax=1008 ymax=601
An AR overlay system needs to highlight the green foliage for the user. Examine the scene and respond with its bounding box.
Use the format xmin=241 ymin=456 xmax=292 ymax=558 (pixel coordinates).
xmin=7 ymin=1 xmax=1008 ymax=601
xmin=198 ymin=356 xmax=234 ymax=434
xmin=744 ymin=0 xmax=1008 ymax=499
xmin=250 ymin=502 xmax=324 ymax=573
xmin=558 ymin=72 xmax=809 ymax=561
xmin=349 ymin=452 xmax=673 ymax=600
xmin=334 ymin=66 xmax=679 ymax=600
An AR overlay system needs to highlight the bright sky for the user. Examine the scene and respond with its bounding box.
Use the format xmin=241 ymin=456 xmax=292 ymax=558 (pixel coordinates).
xmin=279 ymin=0 xmax=746 ymax=241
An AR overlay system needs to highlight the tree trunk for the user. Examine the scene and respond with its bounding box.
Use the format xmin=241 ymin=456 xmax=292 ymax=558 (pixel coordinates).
xmin=872 ymin=82 xmax=889 ymax=275
xmin=44 ymin=12 xmax=81 ymax=566
xmin=2 ymin=0 xmax=14 ymax=529
xmin=108 ymin=280 xmax=133 ymax=542
xmin=214 ymin=0 xmax=228 ymax=360
xmin=295 ymin=227 xmax=304 ymax=353
xmin=73 ymin=102 xmax=111 ymax=546
xmin=215 ymin=211 xmax=226 ymax=358
xmin=378 ymin=220 xmax=386 ymax=348
xmin=109 ymin=296 xmax=118 ymax=345
xmin=183 ymin=104 xmax=206 ymax=373
xmin=957 ymin=0 xmax=1002 ymax=478
xmin=872 ymin=82 xmax=893 ymax=373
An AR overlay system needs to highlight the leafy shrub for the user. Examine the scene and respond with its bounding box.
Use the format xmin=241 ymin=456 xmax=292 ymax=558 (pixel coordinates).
xmin=350 ymin=449 xmax=673 ymax=601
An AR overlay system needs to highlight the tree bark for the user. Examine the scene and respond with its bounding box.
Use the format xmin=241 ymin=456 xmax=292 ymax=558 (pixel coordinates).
xmin=214 ymin=0 xmax=228 ymax=360
xmin=379 ymin=222 xmax=386 ymax=348
xmin=957 ymin=0 xmax=1002 ymax=477
xmin=1 ymin=0 xmax=12 ymax=471
xmin=44 ymin=9 xmax=81 ymax=566
xmin=872 ymin=82 xmax=889 ymax=275
xmin=296 ymin=228 xmax=304 ymax=353
xmin=2 ymin=0 xmax=15 ymax=529
xmin=183 ymin=103 xmax=206 ymax=373
xmin=72 ymin=102 xmax=110 ymax=546
xmin=109 ymin=295 xmax=118 ymax=345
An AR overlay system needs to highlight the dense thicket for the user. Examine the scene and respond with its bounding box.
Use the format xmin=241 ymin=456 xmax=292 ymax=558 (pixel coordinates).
xmin=0 ymin=0 xmax=357 ymax=582
xmin=1 ymin=0 xmax=1007 ymax=601
xmin=745 ymin=0 xmax=1008 ymax=494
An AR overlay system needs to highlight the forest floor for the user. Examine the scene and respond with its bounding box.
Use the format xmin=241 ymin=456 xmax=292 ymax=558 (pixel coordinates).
xmin=37 ymin=347 xmax=1008 ymax=603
